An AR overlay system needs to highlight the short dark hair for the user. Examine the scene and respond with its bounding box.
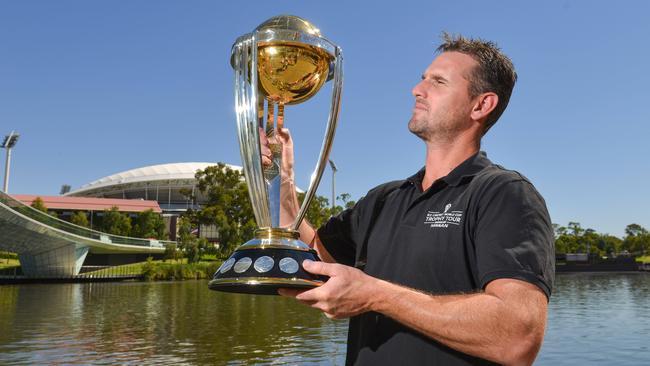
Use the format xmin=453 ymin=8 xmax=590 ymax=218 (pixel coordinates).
xmin=437 ymin=32 xmax=517 ymax=133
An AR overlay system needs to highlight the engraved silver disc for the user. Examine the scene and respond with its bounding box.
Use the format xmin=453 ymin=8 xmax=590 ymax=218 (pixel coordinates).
xmin=254 ymin=256 xmax=274 ymax=273
xmin=219 ymin=258 xmax=236 ymax=274
xmin=233 ymin=257 xmax=252 ymax=273
xmin=279 ymin=257 xmax=299 ymax=274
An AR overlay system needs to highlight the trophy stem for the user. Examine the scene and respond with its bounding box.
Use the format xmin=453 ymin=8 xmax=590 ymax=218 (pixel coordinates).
xmin=277 ymin=104 xmax=284 ymax=130
xmin=262 ymin=101 xmax=282 ymax=228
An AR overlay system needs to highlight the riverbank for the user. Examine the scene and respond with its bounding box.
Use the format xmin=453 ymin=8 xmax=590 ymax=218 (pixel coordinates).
xmin=140 ymin=258 xmax=222 ymax=280
xmin=1 ymin=256 xmax=224 ymax=284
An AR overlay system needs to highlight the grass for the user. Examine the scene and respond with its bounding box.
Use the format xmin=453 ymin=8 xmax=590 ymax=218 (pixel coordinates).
xmin=636 ymin=255 xmax=650 ymax=264
xmin=0 ymin=258 xmax=20 ymax=270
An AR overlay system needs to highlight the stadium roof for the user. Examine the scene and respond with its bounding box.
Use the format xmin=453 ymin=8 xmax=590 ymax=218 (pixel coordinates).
xmin=67 ymin=162 xmax=242 ymax=196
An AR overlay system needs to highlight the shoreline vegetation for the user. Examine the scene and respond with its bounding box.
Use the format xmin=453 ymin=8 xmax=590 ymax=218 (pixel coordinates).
xmin=0 ymin=250 xmax=224 ymax=281
xmin=81 ymin=256 xmax=224 ymax=281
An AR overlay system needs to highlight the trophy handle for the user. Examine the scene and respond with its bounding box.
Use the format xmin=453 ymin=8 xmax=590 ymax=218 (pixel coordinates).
xmin=292 ymin=46 xmax=344 ymax=230
xmin=234 ymin=33 xmax=272 ymax=228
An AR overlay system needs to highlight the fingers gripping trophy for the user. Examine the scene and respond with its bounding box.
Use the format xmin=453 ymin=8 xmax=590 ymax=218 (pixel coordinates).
xmin=209 ymin=15 xmax=343 ymax=295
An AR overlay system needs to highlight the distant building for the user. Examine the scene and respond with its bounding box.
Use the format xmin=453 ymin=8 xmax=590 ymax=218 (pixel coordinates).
xmin=66 ymin=162 xmax=242 ymax=241
xmin=12 ymin=194 xmax=162 ymax=231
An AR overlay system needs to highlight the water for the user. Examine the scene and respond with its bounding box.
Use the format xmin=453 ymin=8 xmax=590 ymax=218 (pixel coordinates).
xmin=0 ymin=273 xmax=648 ymax=365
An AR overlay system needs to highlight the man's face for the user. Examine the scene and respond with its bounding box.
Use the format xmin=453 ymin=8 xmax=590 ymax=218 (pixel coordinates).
xmin=408 ymin=51 xmax=477 ymax=142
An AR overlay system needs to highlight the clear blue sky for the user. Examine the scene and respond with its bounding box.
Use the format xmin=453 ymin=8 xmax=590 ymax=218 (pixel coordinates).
xmin=2 ymin=1 xmax=649 ymax=237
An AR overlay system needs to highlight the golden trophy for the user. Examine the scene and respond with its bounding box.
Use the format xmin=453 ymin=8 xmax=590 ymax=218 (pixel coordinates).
xmin=209 ymin=15 xmax=343 ymax=295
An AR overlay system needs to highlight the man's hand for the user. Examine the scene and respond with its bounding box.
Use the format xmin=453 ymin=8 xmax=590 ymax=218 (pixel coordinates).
xmin=260 ymin=127 xmax=294 ymax=182
xmin=278 ymin=260 xmax=378 ymax=319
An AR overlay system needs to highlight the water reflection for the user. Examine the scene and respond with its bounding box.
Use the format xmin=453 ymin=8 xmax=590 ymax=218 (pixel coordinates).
xmin=0 ymin=281 xmax=347 ymax=365
xmin=538 ymin=273 xmax=650 ymax=366
xmin=1 ymin=274 xmax=649 ymax=365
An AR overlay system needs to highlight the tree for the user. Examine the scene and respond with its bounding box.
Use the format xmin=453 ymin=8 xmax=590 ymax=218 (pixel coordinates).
xmin=597 ymin=234 xmax=623 ymax=256
xmin=188 ymin=164 xmax=257 ymax=255
xmin=339 ymin=193 xmax=356 ymax=209
xmin=302 ymin=193 xmax=331 ymax=229
xmin=625 ymin=223 xmax=648 ymax=237
xmin=186 ymin=242 xmax=201 ymax=263
xmin=622 ymin=223 xmax=650 ymax=255
xmin=100 ymin=206 xmax=132 ymax=236
xmin=132 ymin=209 xmax=166 ymax=239
xmin=568 ymin=222 xmax=584 ymax=237
xmin=70 ymin=211 xmax=89 ymax=227
xmin=164 ymin=243 xmax=181 ymax=262
xmin=31 ymin=197 xmax=48 ymax=212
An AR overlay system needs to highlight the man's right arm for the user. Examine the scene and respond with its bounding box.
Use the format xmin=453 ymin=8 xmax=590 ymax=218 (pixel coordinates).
xmin=297 ymin=221 xmax=337 ymax=263
xmin=260 ymin=127 xmax=337 ymax=263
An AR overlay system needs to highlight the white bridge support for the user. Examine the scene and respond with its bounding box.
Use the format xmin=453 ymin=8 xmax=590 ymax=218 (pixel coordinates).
xmin=19 ymin=245 xmax=89 ymax=277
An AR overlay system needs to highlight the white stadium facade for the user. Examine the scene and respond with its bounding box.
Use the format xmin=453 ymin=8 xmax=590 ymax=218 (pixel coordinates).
xmin=65 ymin=162 xmax=242 ymax=241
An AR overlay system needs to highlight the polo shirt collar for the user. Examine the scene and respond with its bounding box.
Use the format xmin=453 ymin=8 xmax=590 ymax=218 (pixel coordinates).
xmin=406 ymin=151 xmax=492 ymax=189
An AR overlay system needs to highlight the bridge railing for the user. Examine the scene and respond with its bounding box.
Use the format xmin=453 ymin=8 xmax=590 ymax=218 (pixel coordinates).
xmin=0 ymin=190 xmax=176 ymax=248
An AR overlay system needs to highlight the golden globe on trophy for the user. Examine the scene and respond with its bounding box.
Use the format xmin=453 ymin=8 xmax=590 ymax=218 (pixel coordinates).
xmin=209 ymin=15 xmax=343 ymax=295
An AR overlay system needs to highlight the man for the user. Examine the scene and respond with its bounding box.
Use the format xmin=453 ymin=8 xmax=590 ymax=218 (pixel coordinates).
xmin=265 ymin=33 xmax=554 ymax=365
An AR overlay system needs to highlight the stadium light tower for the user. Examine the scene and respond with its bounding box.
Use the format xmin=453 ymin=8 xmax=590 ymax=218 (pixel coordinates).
xmin=328 ymin=159 xmax=338 ymax=210
xmin=1 ymin=131 xmax=20 ymax=193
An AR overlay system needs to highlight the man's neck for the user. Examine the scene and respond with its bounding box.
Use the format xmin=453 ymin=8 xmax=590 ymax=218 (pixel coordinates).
xmin=421 ymin=136 xmax=480 ymax=191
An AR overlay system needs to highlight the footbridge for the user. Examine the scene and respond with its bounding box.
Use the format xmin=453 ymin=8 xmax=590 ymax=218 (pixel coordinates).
xmin=0 ymin=190 xmax=175 ymax=278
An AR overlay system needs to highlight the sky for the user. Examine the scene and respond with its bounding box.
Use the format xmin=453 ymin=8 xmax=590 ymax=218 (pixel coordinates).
xmin=1 ymin=0 xmax=649 ymax=237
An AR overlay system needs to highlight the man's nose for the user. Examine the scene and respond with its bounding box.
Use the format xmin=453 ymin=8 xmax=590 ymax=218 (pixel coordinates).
xmin=412 ymin=80 xmax=426 ymax=98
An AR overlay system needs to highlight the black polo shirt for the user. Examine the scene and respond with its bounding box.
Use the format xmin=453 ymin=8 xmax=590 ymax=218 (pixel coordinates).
xmin=317 ymin=151 xmax=555 ymax=366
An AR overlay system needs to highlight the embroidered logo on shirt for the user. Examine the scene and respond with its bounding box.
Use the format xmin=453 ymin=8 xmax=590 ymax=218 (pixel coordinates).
xmin=424 ymin=203 xmax=463 ymax=228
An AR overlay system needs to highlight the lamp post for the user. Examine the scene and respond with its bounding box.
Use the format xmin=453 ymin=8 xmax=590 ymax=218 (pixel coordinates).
xmin=328 ymin=159 xmax=338 ymax=211
xmin=1 ymin=131 xmax=20 ymax=193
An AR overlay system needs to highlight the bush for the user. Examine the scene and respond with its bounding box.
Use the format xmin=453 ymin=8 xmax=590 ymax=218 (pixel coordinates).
xmin=140 ymin=259 xmax=221 ymax=281
xmin=0 ymin=251 xmax=18 ymax=260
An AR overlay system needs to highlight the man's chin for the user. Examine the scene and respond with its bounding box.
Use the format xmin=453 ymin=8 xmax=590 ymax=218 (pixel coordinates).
xmin=408 ymin=123 xmax=428 ymax=140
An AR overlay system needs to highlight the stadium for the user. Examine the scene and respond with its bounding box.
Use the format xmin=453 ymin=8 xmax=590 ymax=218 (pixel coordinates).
xmin=66 ymin=162 xmax=242 ymax=241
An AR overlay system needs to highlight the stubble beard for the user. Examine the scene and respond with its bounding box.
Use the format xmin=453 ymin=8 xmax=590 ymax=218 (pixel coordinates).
xmin=408 ymin=109 xmax=463 ymax=144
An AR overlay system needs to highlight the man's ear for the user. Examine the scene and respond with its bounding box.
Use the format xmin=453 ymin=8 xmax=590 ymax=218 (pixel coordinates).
xmin=471 ymin=92 xmax=499 ymax=122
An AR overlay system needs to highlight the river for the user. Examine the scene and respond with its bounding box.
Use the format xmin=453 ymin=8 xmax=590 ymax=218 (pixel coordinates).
xmin=1 ymin=273 xmax=648 ymax=365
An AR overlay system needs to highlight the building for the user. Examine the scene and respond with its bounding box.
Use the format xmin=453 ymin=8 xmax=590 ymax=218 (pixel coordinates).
xmin=12 ymin=195 xmax=162 ymax=231
xmin=66 ymin=162 xmax=242 ymax=241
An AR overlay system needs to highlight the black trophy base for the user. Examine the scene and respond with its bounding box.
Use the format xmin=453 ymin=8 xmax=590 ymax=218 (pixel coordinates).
xmin=209 ymin=245 xmax=327 ymax=296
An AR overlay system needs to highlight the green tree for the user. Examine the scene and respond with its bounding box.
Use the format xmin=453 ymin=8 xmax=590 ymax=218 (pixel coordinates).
xmin=568 ymin=222 xmax=584 ymax=237
xmin=70 ymin=211 xmax=89 ymax=228
xmin=339 ymin=193 xmax=356 ymax=209
xmin=132 ymin=209 xmax=166 ymax=239
xmin=302 ymin=193 xmax=331 ymax=229
xmin=164 ymin=243 xmax=181 ymax=262
xmin=186 ymin=242 xmax=201 ymax=263
xmin=188 ymin=163 xmax=257 ymax=255
xmin=176 ymin=216 xmax=203 ymax=262
xmin=625 ymin=223 xmax=648 ymax=237
xmin=622 ymin=223 xmax=650 ymax=255
xmin=596 ymin=234 xmax=623 ymax=256
xmin=30 ymin=197 xmax=48 ymax=212
xmin=554 ymin=221 xmax=587 ymax=254
xmin=100 ymin=206 xmax=132 ymax=236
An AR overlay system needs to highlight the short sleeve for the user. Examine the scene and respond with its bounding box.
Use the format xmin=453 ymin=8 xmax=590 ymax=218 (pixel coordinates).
xmin=474 ymin=178 xmax=555 ymax=299
xmin=317 ymin=182 xmax=398 ymax=267
xmin=317 ymin=205 xmax=360 ymax=266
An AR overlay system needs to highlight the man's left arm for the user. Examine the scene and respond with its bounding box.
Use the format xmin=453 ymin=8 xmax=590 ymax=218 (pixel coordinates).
xmin=280 ymin=261 xmax=547 ymax=366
